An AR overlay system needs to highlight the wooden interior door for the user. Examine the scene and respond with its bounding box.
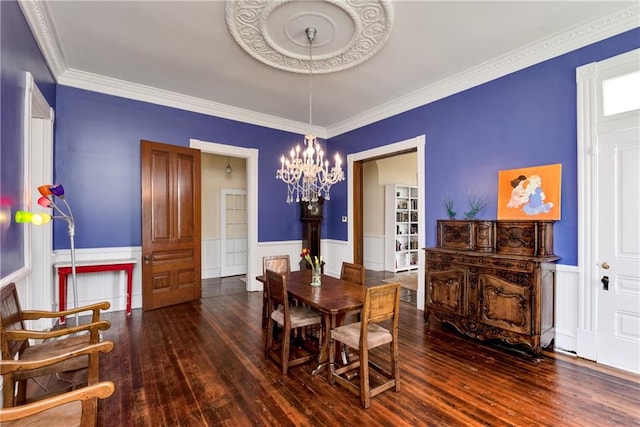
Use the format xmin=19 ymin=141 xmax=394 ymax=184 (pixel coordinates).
xmin=352 ymin=160 xmax=364 ymax=265
xmin=141 ymin=140 xmax=201 ymax=311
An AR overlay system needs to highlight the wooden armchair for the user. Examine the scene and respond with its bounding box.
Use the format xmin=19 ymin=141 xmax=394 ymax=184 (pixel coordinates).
xmin=0 ymin=341 xmax=115 ymax=426
xmin=1 ymin=282 xmax=111 ymax=407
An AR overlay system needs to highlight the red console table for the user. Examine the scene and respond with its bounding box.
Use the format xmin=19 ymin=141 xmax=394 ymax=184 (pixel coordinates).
xmin=55 ymin=259 xmax=136 ymax=324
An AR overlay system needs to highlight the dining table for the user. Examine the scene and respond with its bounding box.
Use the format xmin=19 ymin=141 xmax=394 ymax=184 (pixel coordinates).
xmin=258 ymin=269 xmax=364 ymax=375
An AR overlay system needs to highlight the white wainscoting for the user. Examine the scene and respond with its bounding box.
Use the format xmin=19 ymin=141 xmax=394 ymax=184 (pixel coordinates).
xmin=203 ymin=237 xmax=248 ymax=279
xmin=322 ymin=239 xmax=350 ymax=278
xmin=202 ymin=237 xmax=221 ymax=279
xmin=16 ymin=243 xmax=583 ymax=356
xmin=554 ymin=264 xmax=579 ymax=354
xmin=363 ymin=234 xmax=385 ymax=271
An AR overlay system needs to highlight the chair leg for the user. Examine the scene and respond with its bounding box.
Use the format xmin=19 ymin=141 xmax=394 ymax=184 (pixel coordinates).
xmin=281 ymin=327 xmax=291 ymax=375
xmin=262 ymin=292 xmax=268 ymax=328
xmin=360 ymin=347 xmax=370 ymax=409
xmin=328 ymin=336 xmax=335 ymax=385
xmin=392 ymin=340 xmax=400 ymax=392
xmin=265 ymin=318 xmax=274 ymax=358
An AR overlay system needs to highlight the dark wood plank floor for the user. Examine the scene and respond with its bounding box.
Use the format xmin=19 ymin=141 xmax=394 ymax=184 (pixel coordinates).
xmin=90 ymin=274 xmax=639 ymax=426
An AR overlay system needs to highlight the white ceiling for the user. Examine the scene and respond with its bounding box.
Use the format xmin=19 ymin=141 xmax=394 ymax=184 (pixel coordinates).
xmin=20 ymin=1 xmax=638 ymax=138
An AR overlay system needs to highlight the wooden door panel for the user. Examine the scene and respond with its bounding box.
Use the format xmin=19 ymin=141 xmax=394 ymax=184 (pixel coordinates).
xmin=177 ymin=153 xmax=196 ymax=240
xmin=150 ymin=150 xmax=171 ymax=241
xmin=479 ymin=274 xmax=531 ymax=335
xmin=426 ymin=268 xmax=465 ymax=315
xmin=142 ymin=140 xmax=201 ymax=311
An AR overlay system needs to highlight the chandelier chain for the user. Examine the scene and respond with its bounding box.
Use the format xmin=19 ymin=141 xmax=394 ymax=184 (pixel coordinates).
xmin=308 ymin=30 xmax=313 ymax=133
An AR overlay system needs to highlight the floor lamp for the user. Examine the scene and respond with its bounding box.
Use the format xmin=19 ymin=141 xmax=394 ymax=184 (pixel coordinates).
xmin=15 ymin=184 xmax=79 ymax=327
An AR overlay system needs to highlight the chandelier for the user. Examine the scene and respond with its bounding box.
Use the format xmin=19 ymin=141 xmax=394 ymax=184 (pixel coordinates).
xmin=276 ymin=28 xmax=344 ymax=204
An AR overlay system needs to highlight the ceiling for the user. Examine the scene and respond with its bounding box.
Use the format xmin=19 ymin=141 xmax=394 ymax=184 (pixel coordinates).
xmin=20 ymin=1 xmax=638 ymax=138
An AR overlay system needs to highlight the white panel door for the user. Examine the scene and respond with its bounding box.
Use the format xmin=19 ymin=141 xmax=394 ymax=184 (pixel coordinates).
xmin=595 ymin=52 xmax=640 ymax=373
xmin=220 ymin=190 xmax=247 ymax=277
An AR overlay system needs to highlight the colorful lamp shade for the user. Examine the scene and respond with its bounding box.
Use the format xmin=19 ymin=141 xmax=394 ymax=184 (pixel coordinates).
xmin=32 ymin=213 xmax=52 ymax=225
xmin=49 ymin=184 xmax=65 ymax=198
xmin=14 ymin=211 xmax=34 ymax=223
xmin=37 ymin=196 xmax=54 ymax=208
xmin=37 ymin=185 xmax=52 ymax=197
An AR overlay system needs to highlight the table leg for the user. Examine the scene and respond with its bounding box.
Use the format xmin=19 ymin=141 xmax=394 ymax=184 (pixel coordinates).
xmin=310 ymin=312 xmax=332 ymax=375
xmin=125 ymin=266 xmax=133 ymax=316
xmin=59 ymin=271 xmax=67 ymax=325
xmin=310 ymin=312 xmax=351 ymax=376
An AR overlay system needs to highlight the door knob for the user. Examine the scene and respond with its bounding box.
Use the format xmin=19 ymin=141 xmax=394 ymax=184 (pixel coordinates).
xmin=601 ymin=275 xmax=609 ymax=291
xmin=144 ymin=255 xmax=151 ymax=264
xmin=601 ymin=262 xmax=610 ymax=269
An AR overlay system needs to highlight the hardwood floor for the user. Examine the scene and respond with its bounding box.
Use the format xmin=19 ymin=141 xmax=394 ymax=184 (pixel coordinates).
xmin=90 ymin=275 xmax=639 ymax=426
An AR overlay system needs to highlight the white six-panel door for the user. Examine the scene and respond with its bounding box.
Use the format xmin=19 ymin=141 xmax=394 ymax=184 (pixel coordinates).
xmin=593 ymin=50 xmax=640 ymax=373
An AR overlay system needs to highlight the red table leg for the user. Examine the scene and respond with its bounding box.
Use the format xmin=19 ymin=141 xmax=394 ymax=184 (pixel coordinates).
xmin=58 ymin=267 xmax=69 ymax=325
xmin=125 ymin=264 xmax=133 ymax=316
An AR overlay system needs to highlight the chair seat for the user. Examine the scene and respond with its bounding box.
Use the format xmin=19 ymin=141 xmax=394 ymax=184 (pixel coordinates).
xmin=272 ymin=305 xmax=321 ymax=329
xmin=15 ymin=334 xmax=91 ymax=381
xmin=330 ymin=322 xmax=393 ymax=350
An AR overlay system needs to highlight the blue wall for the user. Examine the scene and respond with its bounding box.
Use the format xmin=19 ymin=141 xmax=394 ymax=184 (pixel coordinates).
xmin=2 ymin=0 xmax=639 ymax=272
xmin=54 ymin=87 xmax=309 ymax=249
xmin=330 ymin=28 xmax=640 ymax=266
xmin=0 ymin=0 xmax=55 ymax=278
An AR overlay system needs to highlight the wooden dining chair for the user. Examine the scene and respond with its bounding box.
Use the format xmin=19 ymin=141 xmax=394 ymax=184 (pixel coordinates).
xmin=0 ymin=341 xmax=115 ymax=426
xmin=265 ymin=269 xmax=322 ymax=374
xmin=328 ymin=282 xmax=401 ymax=408
xmin=261 ymin=255 xmax=291 ymax=328
xmin=0 ymin=282 xmax=111 ymax=407
xmin=340 ymin=261 xmax=366 ymax=324
xmin=340 ymin=262 xmax=366 ymax=286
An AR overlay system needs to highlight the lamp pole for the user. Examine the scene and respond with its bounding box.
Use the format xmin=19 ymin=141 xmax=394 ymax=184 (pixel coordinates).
xmin=59 ymin=198 xmax=79 ymax=327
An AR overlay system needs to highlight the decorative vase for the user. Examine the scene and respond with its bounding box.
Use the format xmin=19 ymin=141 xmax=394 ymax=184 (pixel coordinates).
xmin=310 ymin=267 xmax=321 ymax=287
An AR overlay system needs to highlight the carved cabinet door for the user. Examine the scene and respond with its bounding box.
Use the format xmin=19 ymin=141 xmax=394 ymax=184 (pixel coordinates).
xmin=426 ymin=268 xmax=466 ymax=315
xmin=479 ymin=274 xmax=531 ymax=335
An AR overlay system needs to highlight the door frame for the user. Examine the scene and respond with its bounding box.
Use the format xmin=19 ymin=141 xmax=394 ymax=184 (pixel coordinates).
xmin=576 ymin=48 xmax=640 ymax=361
xmin=347 ymin=135 xmax=426 ymax=309
xmin=190 ymin=139 xmax=259 ymax=291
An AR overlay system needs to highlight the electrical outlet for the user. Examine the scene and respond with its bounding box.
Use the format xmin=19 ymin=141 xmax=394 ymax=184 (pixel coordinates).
xmin=341 ymin=216 xmax=348 ymax=222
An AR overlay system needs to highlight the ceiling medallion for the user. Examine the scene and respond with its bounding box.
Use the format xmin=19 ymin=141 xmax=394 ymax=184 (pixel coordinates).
xmin=225 ymin=0 xmax=394 ymax=74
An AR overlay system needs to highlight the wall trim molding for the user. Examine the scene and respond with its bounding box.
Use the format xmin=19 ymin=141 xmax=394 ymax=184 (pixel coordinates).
xmin=19 ymin=1 xmax=639 ymax=138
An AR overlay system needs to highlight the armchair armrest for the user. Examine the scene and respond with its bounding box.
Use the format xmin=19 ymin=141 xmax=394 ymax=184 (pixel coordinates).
xmin=0 ymin=381 xmax=114 ymax=422
xmin=4 ymin=320 xmax=111 ymax=342
xmin=22 ymin=301 xmax=111 ymax=323
xmin=0 ymin=341 xmax=114 ymax=375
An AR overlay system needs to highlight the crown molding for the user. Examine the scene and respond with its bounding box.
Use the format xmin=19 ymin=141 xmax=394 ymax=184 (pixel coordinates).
xmin=326 ymin=4 xmax=640 ymax=137
xmin=18 ymin=0 xmax=66 ymax=77
xmin=57 ymin=68 xmax=327 ymax=138
xmin=20 ymin=1 xmax=639 ymax=139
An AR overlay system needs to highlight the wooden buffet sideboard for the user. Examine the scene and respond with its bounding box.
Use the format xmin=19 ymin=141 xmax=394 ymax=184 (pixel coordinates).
xmin=425 ymin=220 xmax=560 ymax=354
